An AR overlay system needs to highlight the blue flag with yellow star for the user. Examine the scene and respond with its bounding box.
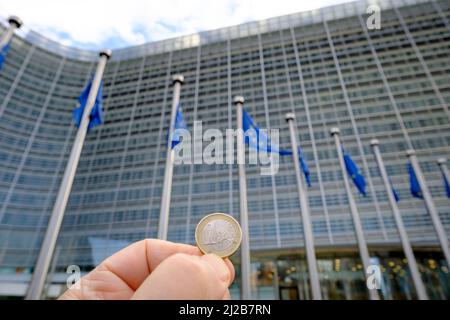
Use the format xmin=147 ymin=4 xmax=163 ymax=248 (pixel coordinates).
xmin=342 ymin=149 xmax=366 ymax=196
xmin=171 ymin=104 xmax=188 ymax=149
xmin=0 ymin=42 xmax=11 ymax=70
xmin=408 ymin=163 xmax=423 ymax=199
xmin=441 ymin=169 xmax=450 ymax=198
xmin=243 ymin=109 xmax=311 ymax=186
xmin=73 ymin=79 xmax=103 ymax=130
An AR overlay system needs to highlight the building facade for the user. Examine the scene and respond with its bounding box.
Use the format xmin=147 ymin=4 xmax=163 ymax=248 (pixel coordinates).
xmin=0 ymin=0 xmax=449 ymax=299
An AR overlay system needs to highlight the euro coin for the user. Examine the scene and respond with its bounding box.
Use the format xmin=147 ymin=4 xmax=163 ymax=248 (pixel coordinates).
xmin=195 ymin=213 xmax=242 ymax=258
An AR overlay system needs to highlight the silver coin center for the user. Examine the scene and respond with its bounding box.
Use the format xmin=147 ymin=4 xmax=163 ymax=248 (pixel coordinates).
xmin=200 ymin=219 xmax=236 ymax=252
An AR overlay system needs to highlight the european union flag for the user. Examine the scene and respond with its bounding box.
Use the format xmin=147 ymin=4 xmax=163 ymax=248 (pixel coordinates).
xmin=242 ymin=109 xmax=311 ymax=186
xmin=73 ymin=79 xmax=103 ymax=130
xmin=390 ymin=180 xmax=400 ymax=202
xmin=408 ymin=163 xmax=423 ymax=199
xmin=242 ymin=110 xmax=289 ymax=154
xmin=298 ymin=147 xmax=311 ymax=187
xmin=441 ymin=171 xmax=450 ymax=198
xmin=0 ymin=42 xmax=11 ymax=70
xmin=343 ymin=149 xmax=366 ymax=196
xmin=171 ymin=104 xmax=187 ymax=149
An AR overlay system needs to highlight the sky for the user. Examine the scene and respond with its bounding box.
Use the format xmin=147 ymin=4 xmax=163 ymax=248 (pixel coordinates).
xmin=0 ymin=0 xmax=354 ymax=50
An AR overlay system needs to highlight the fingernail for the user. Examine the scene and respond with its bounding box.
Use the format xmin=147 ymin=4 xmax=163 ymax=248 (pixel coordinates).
xmin=201 ymin=254 xmax=231 ymax=284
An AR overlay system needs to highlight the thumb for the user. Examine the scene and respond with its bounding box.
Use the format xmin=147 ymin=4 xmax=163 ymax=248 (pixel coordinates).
xmin=132 ymin=253 xmax=234 ymax=300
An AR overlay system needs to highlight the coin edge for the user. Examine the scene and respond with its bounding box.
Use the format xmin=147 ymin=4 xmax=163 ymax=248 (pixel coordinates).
xmin=195 ymin=212 xmax=242 ymax=258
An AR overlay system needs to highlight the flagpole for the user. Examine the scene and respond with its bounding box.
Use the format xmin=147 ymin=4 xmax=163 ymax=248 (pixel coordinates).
xmin=407 ymin=150 xmax=450 ymax=266
xmin=157 ymin=75 xmax=184 ymax=240
xmin=330 ymin=128 xmax=380 ymax=300
xmin=234 ymin=96 xmax=252 ymax=300
xmin=371 ymin=140 xmax=428 ymax=300
xmin=437 ymin=158 xmax=449 ymax=192
xmin=286 ymin=113 xmax=321 ymax=300
xmin=25 ymin=50 xmax=111 ymax=300
xmin=0 ymin=16 xmax=22 ymax=49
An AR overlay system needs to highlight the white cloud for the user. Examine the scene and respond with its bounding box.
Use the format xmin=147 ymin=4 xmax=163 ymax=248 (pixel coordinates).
xmin=0 ymin=0 xmax=353 ymax=50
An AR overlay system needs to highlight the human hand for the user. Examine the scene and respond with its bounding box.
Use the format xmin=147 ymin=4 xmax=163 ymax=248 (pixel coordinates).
xmin=59 ymin=239 xmax=235 ymax=300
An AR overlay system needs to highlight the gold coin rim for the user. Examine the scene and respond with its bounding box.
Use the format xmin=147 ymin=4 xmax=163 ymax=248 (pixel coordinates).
xmin=195 ymin=212 xmax=242 ymax=258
